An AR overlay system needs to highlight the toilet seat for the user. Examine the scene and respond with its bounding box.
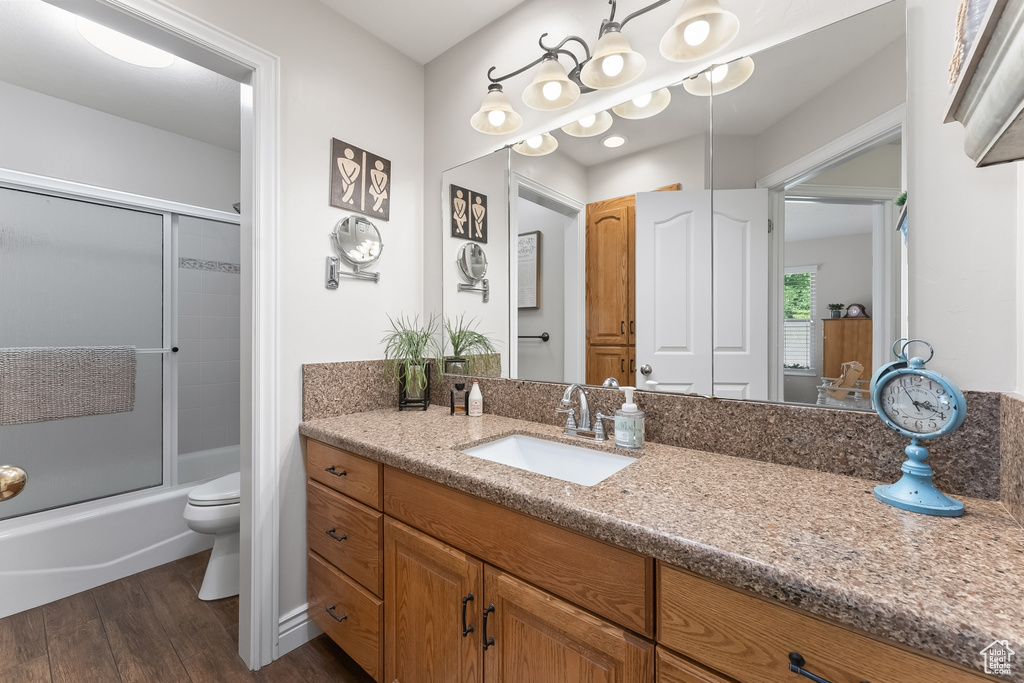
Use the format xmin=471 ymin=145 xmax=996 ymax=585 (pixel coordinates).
xmin=188 ymin=472 xmax=240 ymax=507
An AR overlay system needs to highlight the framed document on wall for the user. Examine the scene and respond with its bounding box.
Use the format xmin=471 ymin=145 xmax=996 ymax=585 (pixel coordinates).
xmin=517 ymin=231 xmax=540 ymax=309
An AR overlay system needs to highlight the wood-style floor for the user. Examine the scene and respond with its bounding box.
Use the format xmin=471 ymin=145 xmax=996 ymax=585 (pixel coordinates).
xmin=0 ymin=550 xmax=373 ymax=683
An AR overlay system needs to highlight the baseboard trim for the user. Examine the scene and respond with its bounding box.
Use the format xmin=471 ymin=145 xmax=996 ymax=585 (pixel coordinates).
xmin=277 ymin=603 xmax=322 ymax=658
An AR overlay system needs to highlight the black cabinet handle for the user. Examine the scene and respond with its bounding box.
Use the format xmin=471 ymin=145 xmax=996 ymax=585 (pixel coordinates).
xmin=630 ymin=320 xmax=634 ymax=334
xmin=620 ymin=320 xmax=626 ymax=334
xmin=482 ymin=604 xmax=495 ymax=650
xmin=461 ymin=593 xmax=475 ymax=637
xmin=325 ymin=528 xmax=347 ymax=542
xmin=621 ymin=358 xmax=625 ymax=372
xmin=325 ymin=465 xmax=347 ymax=477
xmin=788 ymin=652 xmax=869 ymax=683
xmin=326 ymin=606 xmax=348 ymax=622
xmin=630 ymin=358 xmax=635 ymax=374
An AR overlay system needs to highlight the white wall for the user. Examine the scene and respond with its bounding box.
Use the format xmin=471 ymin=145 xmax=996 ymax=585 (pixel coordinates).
xmin=424 ymin=0 xmax=892 ymax=321
xmin=164 ymin=0 xmax=425 ymax=635
xmin=907 ymin=0 xmax=1018 ymax=389
xmin=516 ymin=197 xmax=567 ymax=381
xmin=0 ymin=79 xmax=239 ymax=211
xmin=587 ymin=134 xmax=706 ymax=202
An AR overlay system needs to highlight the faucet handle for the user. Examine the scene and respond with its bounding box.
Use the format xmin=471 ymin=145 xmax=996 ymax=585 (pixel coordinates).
xmin=594 ymin=413 xmax=613 ymax=441
xmin=555 ymin=407 xmax=577 ymax=430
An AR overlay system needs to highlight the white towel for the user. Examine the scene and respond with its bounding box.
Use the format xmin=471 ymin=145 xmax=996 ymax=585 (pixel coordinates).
xmin=0 ymin=346 xmax=136 ymax=426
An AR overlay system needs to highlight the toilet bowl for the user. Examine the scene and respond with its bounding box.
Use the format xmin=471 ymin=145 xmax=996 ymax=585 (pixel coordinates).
xmin=183 ymin=472 xmax=240 ymax=601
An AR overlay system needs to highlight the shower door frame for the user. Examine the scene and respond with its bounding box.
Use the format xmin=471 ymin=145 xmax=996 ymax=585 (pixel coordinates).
xmin=44 ymin=0 xmax=282 ymax=669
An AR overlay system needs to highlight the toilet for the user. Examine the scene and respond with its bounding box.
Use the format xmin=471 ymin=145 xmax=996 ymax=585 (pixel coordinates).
xmin=183 ymin=472 xmax=241 ymax=601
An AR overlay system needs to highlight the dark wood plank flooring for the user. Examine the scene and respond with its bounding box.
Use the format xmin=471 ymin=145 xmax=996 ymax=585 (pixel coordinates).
xmin=0 ymin=551 xmax=372 ymax=682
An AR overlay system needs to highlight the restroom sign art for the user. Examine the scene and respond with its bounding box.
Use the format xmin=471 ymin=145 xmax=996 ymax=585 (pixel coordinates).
xmin=330 ymin=138 xmax=391 ymax=221
xmin=450 ymin=184 xmax=488 ymax=244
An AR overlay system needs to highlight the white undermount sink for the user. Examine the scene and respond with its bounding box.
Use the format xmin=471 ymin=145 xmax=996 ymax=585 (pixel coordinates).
xmin=461 ymin=434 xmax=636 ymax=486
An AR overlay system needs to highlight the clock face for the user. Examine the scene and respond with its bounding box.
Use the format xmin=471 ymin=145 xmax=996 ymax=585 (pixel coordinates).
xmin=878 ymin=373 xmax=955 ymax=435
xmin=847 ymin=304 xmax=865 ymax=317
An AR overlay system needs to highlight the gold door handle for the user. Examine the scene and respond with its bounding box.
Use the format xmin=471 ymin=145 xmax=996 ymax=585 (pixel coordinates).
xmin=0 ymin=466 xmax=27 ymax=501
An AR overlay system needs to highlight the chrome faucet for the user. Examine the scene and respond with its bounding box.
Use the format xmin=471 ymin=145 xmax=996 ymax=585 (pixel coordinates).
xmin=556 ymin=384 xmax=609 ymax=441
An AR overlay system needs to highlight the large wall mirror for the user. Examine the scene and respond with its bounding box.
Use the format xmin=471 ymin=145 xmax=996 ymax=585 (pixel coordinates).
xmin=441 ymin=0 xmax=907 ymax=411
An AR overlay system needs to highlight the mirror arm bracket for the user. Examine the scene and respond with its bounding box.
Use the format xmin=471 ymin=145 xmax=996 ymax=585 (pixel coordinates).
xmin=457 ymin=279 xmax=490 ymax=303
xmin=326 ymin=256 xmax=380 ymax=287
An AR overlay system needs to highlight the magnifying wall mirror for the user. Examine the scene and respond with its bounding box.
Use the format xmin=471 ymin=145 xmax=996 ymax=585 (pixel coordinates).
xmin=326 ymin=215 xmax=382 ymax=286
xmin=457 ymin=243 xmax=488 ymax=283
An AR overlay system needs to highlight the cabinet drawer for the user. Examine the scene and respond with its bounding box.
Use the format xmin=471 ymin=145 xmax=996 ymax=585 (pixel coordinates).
xmin=307 ymin=480 xmax=383 ymax=597
xmin=306 ymin=439 xmax=382 ymax=510
xmin=308 ymin=551 xmax=382 ymax=682
xmin=385 ymin=466 xmax=653 ymax=637
xmin=657 ymin=647 xmax=734 ymax=683
xmin=657 ymin=563 xmax=987 ymax=683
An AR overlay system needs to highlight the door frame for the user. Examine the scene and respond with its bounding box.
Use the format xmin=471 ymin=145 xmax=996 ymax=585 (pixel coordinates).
xmin=757 ymin=105 xmax=905 ymax=402
xmin=508 ymin=173 xmax=585 ymax=383
xmin=54 ymin=0 xmax=282 ymax=668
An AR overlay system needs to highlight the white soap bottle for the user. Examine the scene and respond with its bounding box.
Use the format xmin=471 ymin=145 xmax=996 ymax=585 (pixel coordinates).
xmin=468 ymin=380 xmax=483 ymax=417
xmin=614 ymin=386 xmax=644 ymax=449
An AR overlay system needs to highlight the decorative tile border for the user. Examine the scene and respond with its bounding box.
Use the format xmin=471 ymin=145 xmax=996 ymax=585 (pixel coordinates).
xmin=178 ymin=257 xmax=240 ymax=274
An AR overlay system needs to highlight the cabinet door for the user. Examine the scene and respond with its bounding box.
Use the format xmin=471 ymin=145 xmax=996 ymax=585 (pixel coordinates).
xmin=483 ymin=565 xmax=654 ymax=683
xmin=586 ymin=196 xmax=633 ymax=346
xmin=586 ymin=344 xmax=630 ymax=386
xmin=821 ymin=318 xmax=873 ymax=378
xmin=384 ymin=517 xmax=483 ymax=683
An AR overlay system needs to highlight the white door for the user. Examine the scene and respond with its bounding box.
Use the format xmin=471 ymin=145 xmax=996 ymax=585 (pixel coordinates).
xmin=712 ymin=189 xmax=769 ymax=400
xmin=635 ymin=191 xmax=712 ymax=394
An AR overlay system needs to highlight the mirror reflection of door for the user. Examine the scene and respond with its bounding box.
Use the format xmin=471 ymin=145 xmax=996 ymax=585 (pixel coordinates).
xmin=780 ymin=142 xmax=902 ymax=407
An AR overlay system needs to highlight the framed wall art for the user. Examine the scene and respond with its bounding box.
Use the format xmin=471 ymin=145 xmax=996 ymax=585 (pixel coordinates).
xmin=450 ymin=184 xmax=487 ymax=243
xmin=330 ymin=138 xmax=391 ymax=221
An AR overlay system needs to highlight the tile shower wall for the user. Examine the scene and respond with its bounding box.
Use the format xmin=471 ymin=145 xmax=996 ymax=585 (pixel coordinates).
xmin=177 ymin=216 xmax=241 ymax=455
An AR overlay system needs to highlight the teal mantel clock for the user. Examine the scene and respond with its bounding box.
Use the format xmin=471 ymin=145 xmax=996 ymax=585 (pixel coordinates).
xmin=870 ymin=339 xmax=967 ymax=517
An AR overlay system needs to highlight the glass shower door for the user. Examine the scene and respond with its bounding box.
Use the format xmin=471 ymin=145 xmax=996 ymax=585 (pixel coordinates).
xmin=0 ymin=187 xmax=166 ymax=520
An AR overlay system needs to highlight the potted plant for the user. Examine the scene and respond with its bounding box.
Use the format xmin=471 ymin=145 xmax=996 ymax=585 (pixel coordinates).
xmin=828 ymin=303 xmax=845 ymax=319
xmin=444 ymin=313 xmax=496 ymax=375
xmin=382 ymin=313 xmax=443 ymax=410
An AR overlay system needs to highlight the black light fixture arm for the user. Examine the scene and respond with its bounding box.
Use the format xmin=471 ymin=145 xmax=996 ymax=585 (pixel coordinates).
xmin=601 ymin=0 xmax=674 ymax=35
xmin=487 ymin=33 xmax=591 ymax=84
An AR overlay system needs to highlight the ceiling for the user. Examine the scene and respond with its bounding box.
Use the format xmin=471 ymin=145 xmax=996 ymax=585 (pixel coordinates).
xmin=0 ymin=0 xmax=241 ymax=151
xmin=785 ymin=201 xmax=874 ymax=242
xmin=318 ymin=0 xmax=529 ymax=64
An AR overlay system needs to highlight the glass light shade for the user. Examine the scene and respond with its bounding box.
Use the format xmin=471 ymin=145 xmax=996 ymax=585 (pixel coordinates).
xmin=660 ymin=0 xmax=740 ymax=62
xmin=561 ymin=110 xmax=613 ymax=137
xmin=522 ymin=58 xmax=581 ymax=111
xmin=580 ymin=31 xmax=646 ymax=89
xmin=76 ymin=18 xmax=174 ymax=68
xmin=682 ymin=56 xmax=754 ymax=96
xmin=512 ymin=132 xmax=558 ymax=156
xmin=470 ymin=85 xmax=524 ymax=134
xmin=612 ymin=88 xmax=672 ymax=120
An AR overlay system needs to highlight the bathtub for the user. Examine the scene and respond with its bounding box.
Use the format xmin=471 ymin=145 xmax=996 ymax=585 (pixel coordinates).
xmin=0 ymin=445 xmax=240 ymax=619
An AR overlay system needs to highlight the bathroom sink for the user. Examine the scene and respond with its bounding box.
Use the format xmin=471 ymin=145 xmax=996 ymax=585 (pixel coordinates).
xmin=461 ymin=435 xmax=636 ymax=486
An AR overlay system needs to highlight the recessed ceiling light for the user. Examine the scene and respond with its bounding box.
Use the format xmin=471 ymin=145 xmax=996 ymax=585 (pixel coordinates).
xmin=76 ymin=17 xmax=174 ymax=68
xmin=602 ymin=134 xmax=627 ymax=149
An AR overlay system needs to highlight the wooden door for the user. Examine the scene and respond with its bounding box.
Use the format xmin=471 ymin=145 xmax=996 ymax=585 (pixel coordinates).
xmin=822 ymin=318 xmax=873 ymax=378
xmin=586 ymin=196 xmax=633 ymax=347
xmin=483 ymin=565 xmax=654 ymax=683
xmin=586 ymin=344 xmax=631 ymax=386
xmin=384 ymin=517 xmax=483 ymax=683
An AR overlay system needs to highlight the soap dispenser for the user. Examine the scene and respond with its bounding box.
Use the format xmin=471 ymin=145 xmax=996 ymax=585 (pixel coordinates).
xmin=614 ymin=387 xmax=644 ymax=449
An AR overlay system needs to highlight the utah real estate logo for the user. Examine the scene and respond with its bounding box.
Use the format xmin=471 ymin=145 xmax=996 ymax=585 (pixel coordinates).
xmin=980 ymin=640 xmax=1015 ymax=676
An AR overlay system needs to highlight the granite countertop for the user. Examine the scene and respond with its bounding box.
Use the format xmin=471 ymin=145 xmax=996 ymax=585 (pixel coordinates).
xmin=299 ymin=406 xmax=1024 ymax=677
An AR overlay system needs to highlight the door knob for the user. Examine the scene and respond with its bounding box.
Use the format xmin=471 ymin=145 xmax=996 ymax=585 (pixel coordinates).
xmin=0 ymin=466 xmax=27 ymax=501
xmin=639 ymin=364 xmax=652 ymax=376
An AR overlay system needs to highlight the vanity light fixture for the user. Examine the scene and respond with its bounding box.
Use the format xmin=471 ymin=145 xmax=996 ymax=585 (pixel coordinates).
xmin=561 ymin=110 xmax=614 ymax=137
xmin=602 ymin=134 xmax=628 ymax=148
xmin=512 ymin=132 xmax=559 ymax=156
xmin=682 ymin=55 xmax=754 ymax=96
xmin=612 ymin=87 xmax=672 ymax=119
xmin=76 ymin=17 xmax=174 ymax=68
xmin=473 ymin=0 xmax=739 ymax=134
xmin=660 ymin=0 xmax=740 ymax=62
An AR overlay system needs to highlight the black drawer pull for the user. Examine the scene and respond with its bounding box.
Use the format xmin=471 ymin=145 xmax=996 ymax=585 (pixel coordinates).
xmin=325 ymin=528 xmax=347 ymax=542
xmin=788 ymin=652 xmax=869 ymax=683
xmin=461 ymin=593 xmax=474 ymax=637
xmin=482 ymin=604 xmax=495 ymax=650
xmin=620 ymin=320 xmax=625 ymax=334
xmin=325 ymin=465 xmax=348 ymax=477
xmin=326 ymin=605 xmax=348 ymax=622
